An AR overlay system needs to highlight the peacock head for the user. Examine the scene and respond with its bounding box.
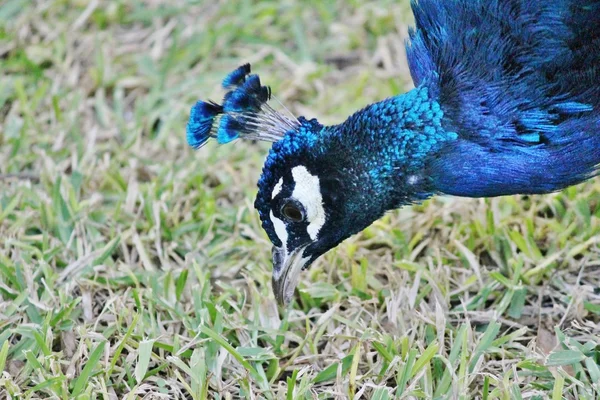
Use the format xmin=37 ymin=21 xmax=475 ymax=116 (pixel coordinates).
xmin=187 ymin=65 xmax=411 ymax=304
xmin=253 ymin=124 xmax=378 ymax=306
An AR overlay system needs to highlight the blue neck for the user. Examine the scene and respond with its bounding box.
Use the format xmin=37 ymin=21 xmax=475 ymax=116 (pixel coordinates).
xmin=324 ymin=85 xmax=590 ymax=201
xmin=320 ymin=86 xmax=458 ymax=208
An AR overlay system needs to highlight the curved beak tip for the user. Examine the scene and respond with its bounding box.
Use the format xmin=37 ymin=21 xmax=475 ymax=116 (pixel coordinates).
xmin=271 ymin=246 xmax=309 ymax=306
xmin=272 ymin=276 xmax=293 ymax=306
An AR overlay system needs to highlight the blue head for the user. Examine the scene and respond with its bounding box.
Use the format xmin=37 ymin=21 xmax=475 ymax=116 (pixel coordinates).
xmin=253 ymin=118 xmax=364 ymax=305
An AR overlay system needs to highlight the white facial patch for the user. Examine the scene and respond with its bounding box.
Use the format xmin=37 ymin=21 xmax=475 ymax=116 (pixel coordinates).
xmin=272 ymin=178 xmax=283 ymax=199
xmin=270 ymin=210 xmax=288 ymax=251
xmin=291 ymin=166 xmax=325 ymax=240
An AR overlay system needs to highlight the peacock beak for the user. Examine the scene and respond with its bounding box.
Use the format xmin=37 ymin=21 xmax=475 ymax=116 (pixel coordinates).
xmin=271 ymin=246 xmax=309 ymax=305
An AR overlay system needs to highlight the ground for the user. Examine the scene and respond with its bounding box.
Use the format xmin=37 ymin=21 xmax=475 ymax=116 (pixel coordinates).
xmin=1 ymin=1 xmax=599 ymax=399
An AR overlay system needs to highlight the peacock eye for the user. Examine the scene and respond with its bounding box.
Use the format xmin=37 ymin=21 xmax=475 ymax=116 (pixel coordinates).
xmin=281 ymin=200 xmax=305 ymax=223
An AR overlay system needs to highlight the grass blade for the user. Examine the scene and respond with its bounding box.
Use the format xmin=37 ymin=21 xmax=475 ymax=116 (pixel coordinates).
xmin=135 ymin=339 xmax=155 ymax=384
xmin=71 ymin=341 xmax=106 ymax=397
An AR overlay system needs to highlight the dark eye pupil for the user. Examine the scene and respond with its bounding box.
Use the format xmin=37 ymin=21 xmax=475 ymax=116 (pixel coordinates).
xmin=282 ymin=203 xmax=303 ymax=222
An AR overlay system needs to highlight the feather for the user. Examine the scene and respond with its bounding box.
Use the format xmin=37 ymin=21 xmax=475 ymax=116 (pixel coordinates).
xmin=186 ymin=101 xmax=223 ymax=149
xmin=221 ymin=63 xmax=251 ymax=89
xmin=406 ymin=0 xmax=600 ymax=196
xmin=217 ymin=114 xmax=242 ymax=144
xmin=187 ymin=66 xmax=299 ymax=147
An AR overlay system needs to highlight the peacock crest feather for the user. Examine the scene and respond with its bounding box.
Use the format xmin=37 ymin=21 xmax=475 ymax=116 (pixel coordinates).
xmin=186 ymin=64 xmax=299 ymax=149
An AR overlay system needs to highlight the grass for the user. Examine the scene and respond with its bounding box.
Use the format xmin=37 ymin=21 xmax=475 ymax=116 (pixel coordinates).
xmin=1 ymin=0 xmax=599 ymax=398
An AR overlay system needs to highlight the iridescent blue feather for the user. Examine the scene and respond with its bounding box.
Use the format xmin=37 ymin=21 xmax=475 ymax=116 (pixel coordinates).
xmin=186 ymin=101 xmax=222 ymax=149
xmin=406 ymin=0 xmax=600 ymax=197
xmin=187 ymin=65 xmax=297 ymax=148
xmin=217 ymin=115 xmax=243 ymax=144
xmin=222 ymin=63 xmax=251 ymax=89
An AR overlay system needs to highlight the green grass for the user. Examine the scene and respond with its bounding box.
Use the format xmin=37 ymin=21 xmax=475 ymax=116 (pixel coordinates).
xmin=1 ymin=0 xmax=599 ymax=398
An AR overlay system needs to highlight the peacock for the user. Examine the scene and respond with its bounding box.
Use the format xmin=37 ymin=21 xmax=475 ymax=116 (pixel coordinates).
xmin=186 ymin=0 xmax=600 ymax=305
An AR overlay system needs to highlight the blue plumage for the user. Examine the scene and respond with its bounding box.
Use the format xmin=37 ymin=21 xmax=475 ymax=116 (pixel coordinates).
xmin=217 ymin=115 xmax=244 ymax=144
xmin=187 ymin=0 xmax=600 ymax=304
xmin=186 ymin=101 xmax=222 ymax=149
xmin=221 ymin=63 xmax=251 ymax=89
xmin=222 ymin=76 xmax=266 ymax=113
xmin=407 ymin=0 xmax=600 ymax=197
xmin=186 ymin=64 xmax=291 ymax=147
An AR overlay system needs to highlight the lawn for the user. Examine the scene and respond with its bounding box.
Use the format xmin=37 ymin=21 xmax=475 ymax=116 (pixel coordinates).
xmin=1 ymin=0 xmax=599 ymax=398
